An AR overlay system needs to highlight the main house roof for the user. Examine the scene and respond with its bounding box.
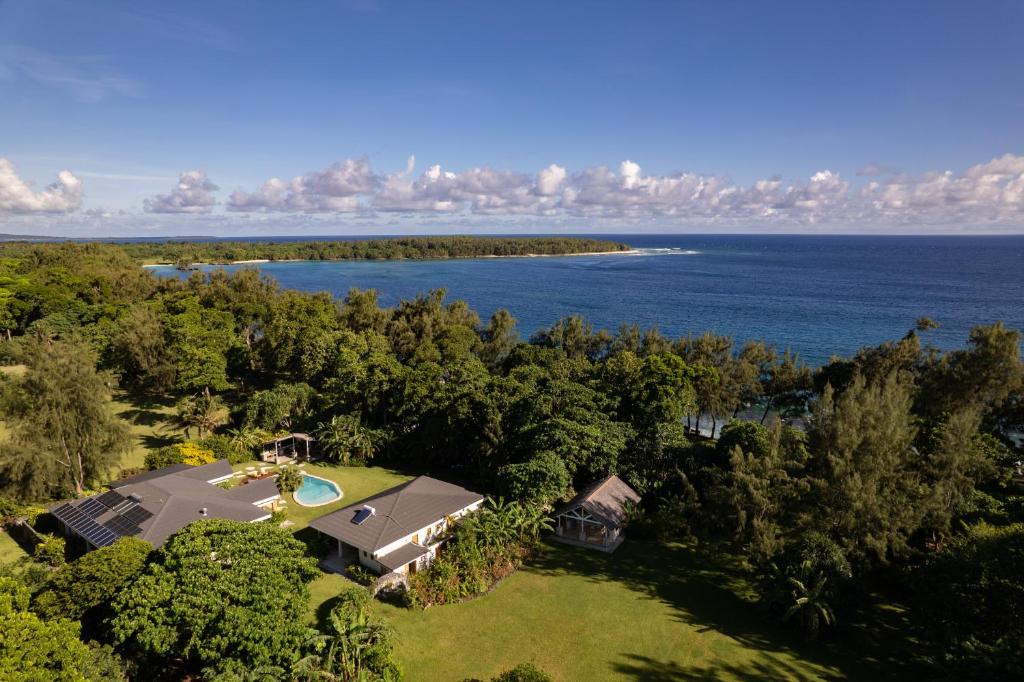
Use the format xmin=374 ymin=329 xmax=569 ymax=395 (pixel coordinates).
xmin=51 ymin=460 xmax=277 ymax=549
xmin=309 ymin=476 xmax=483 ymax=553
xmin=555 ymin=474 xmax=640 ymax=529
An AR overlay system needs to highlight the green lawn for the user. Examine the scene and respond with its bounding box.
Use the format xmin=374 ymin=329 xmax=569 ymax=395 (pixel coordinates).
xmin=111 ymin=392 xmax=180 ymax=474
xmin=0 ymin=530 xmax=29 ymax=566
xmin=373 ymin=540 xmax=904 ymax=682
xmin=230 ymin=461 xmax=412 ymax=530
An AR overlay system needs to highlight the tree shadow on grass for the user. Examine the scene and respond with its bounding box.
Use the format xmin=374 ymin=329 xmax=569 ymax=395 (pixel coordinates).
xmin=613 ymin=653 xmax=833 ymax=681
xmin=528 ymin=540 xmax=925 ymax=681
xmin=139 ymin=433 xmax=179 ymax=450
xmin=116 ymin=406 xmax=171 ymax=428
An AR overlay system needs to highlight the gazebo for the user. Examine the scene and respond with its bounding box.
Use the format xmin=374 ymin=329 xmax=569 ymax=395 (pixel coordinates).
xmin=260 ymin=433 xmax=314 ymax=465
xmin=553 ymin=475 xmax=640 ymax=553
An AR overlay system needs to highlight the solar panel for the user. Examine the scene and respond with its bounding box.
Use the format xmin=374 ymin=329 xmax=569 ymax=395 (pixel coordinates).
xmin=103 ymin=516 xmax=141 ymax=537
xmin=83 ymin=521 xmax=117 ymax=547
xmin=96 ymin=490 xmax=126 ymax=509
xmin=122 ymin=506 xmax=153 ymax=525
xmin=111 ymin=499 xmax=137 ymax=514
xmin=352 ymin=508 xmax=373 ymax=525
xmin=53 ymin=504 xmax=117 ymax=547
xmin=77 ymin=498 xmax=107 ymax=519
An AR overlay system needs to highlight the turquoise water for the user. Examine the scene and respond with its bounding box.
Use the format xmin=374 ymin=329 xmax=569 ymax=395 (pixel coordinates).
xmin=294 ymin=474 xmax=342 ymax=506
xmin=151 ymin=235 xmax=1024 ymax=366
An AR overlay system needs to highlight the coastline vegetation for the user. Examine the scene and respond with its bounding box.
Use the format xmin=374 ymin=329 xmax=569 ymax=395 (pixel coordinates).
xmin=0 ymin=240 xmax=1020 ymax=680
xmin=92 ymin=235 xmax=631 ymax=265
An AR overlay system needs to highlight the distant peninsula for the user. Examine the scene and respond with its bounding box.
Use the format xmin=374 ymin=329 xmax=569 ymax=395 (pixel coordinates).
xmin=115 ymin=236 xmax=633 ymax=266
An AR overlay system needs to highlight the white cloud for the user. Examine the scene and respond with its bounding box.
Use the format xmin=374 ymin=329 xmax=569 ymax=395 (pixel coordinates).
xmin=861 ymin=154 xmax=1024 ymax=222
xmin=0 ymin=158 xmax=82 ymax=213
xmin=228 ymin=159 xmax=377 ymax=212
xmin=536 ymin=164 xmax=566 ymax=196
xmin=25 ymin=152 xmax=1024 ymax=230
xmin=144 ymin=170 xmax=219 ymax=214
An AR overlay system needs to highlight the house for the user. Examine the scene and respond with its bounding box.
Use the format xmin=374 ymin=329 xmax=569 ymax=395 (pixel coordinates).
xmin=552 ymin=474 xmax=640 ymax=552
xmin=50 ymin=460 xmax=281 ymax=551
xmin=309 ymin=476 xmax=483 ymax=576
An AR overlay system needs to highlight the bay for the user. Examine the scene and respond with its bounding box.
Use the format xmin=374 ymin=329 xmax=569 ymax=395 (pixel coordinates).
xmin=150 ymin=234 xmax=1024 ymax=366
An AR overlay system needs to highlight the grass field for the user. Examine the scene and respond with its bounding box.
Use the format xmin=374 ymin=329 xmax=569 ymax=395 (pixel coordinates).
xmin=0 ymin=529 xmax=29 ymax=566
xmin=372 ymin=540 xmax=913 ymax=682
xmin=110 ymin=392 xmax=180 ymax=474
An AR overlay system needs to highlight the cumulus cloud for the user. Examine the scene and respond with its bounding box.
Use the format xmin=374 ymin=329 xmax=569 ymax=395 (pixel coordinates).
xmin=228 ymin=158 xmax=377 ymax=212
xmin=862 ymin=154 xmax=1024 ymax=222
xmin=150 ymin=152 xmax=1024 ymax=227
xmin=0 ymin=158 xmax=82 ymax=213
xmin=144 ymin=170 xmax=219 ymax=213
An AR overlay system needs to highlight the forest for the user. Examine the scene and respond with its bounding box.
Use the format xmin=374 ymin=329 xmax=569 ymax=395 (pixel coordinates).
xmin=0 ymin=240 xmax=1020 ymax=681
xmin=103 ymin=235 xmax=631 ymax=265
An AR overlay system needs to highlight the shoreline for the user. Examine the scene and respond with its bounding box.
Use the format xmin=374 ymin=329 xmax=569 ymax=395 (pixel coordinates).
xmin=140 ymin=249 xmax=635 ymax=268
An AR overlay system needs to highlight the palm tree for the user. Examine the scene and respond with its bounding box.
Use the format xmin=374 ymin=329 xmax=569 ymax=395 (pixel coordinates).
xmin=228 ymin=425 xmax=271 ymax=459
xmin=176 ymin=388 xmax=229 ymax=439
xmin=294 ymin=598 xmax=398 ymax=681
xmin=783 ymin=560 xmax=836 ymax=640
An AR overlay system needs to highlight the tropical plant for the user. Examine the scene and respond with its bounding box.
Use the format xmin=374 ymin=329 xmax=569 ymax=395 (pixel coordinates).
xmin=276 ymin=466 xmax=303 ymax=494
xmin=227 ymin=426 xmax=273 ymax=464
xmin=295 ymin=586 xmax=402 ymax=681
xmin=175 ymin=389 xmax=229 ymax=439
xmin=781 ymin=560 xmax=836 ymax=640
xmin=316 ymin=414 xmax=377 ymax=465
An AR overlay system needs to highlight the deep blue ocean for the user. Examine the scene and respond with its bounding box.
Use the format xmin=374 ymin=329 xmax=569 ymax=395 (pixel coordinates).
xmin=150 ymin=235 xmax=1024 ymax=366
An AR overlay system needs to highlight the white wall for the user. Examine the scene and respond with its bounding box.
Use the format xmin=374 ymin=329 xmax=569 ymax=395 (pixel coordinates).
xmin=373 ymin=499 xmax=482 ymax=560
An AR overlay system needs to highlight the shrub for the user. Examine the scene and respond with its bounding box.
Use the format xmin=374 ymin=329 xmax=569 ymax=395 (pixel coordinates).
xmin=197 ymin=434 xmax=235 ymax=463
xmin=346 ymin=564 xmax=376 ymax=586
xmin=405 ymin=500 xmax=551 ymax=608
xmin=34 ymin=534 xmax=66 ymax=568
xmin=493 ymin=663 xmax=554 ymax=682
xmin=269 ymin=508 xmax=288 ymax=525
xmin=144 ymin=442 xmax=217 ymax=470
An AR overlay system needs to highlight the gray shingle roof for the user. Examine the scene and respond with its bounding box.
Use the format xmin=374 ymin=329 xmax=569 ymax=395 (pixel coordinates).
xmin=309 ymin=476 xmax=482 ymax=552
xmin=555 ymin=475 xmax=640 ymax=528
xmin=59 ymin=460 xmax=271 ymax=548
xmin=377 ymin=543 xmax=430 ymax=571
xmin=225 ymin=476 xmax=282 ymax=505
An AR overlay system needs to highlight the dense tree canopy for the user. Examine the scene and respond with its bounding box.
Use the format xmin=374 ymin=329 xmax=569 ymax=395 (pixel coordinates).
xmin=110 ymin=519 xmax=318 ymax=676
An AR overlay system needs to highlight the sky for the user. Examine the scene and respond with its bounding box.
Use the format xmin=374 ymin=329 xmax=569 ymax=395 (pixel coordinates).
xmin=0 ymin=0 xmax=1022 ymax=236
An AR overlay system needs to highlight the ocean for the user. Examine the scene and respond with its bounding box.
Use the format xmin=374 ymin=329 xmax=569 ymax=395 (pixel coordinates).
xmin=149 ymin=234 xmax=1024 ymax=366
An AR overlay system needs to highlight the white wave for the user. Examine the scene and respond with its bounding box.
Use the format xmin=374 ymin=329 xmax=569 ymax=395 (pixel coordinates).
xmin=629 ymin=247 xmax=701 ymax=256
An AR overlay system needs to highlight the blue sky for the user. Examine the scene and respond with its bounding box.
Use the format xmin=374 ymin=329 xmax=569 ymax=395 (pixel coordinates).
xmin=1 ymin=0 xmax=1022 ymax=235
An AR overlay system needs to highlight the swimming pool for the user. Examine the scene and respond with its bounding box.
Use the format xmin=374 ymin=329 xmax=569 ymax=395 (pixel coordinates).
xmin=293 ymin=473 xmax=343 ymax=507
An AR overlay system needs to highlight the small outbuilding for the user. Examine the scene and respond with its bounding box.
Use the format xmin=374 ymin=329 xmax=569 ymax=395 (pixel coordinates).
xmin=260 ymin=433 xmax=314 ymax=465
xmin=553 ymin=474 xmax=640 ymax=553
